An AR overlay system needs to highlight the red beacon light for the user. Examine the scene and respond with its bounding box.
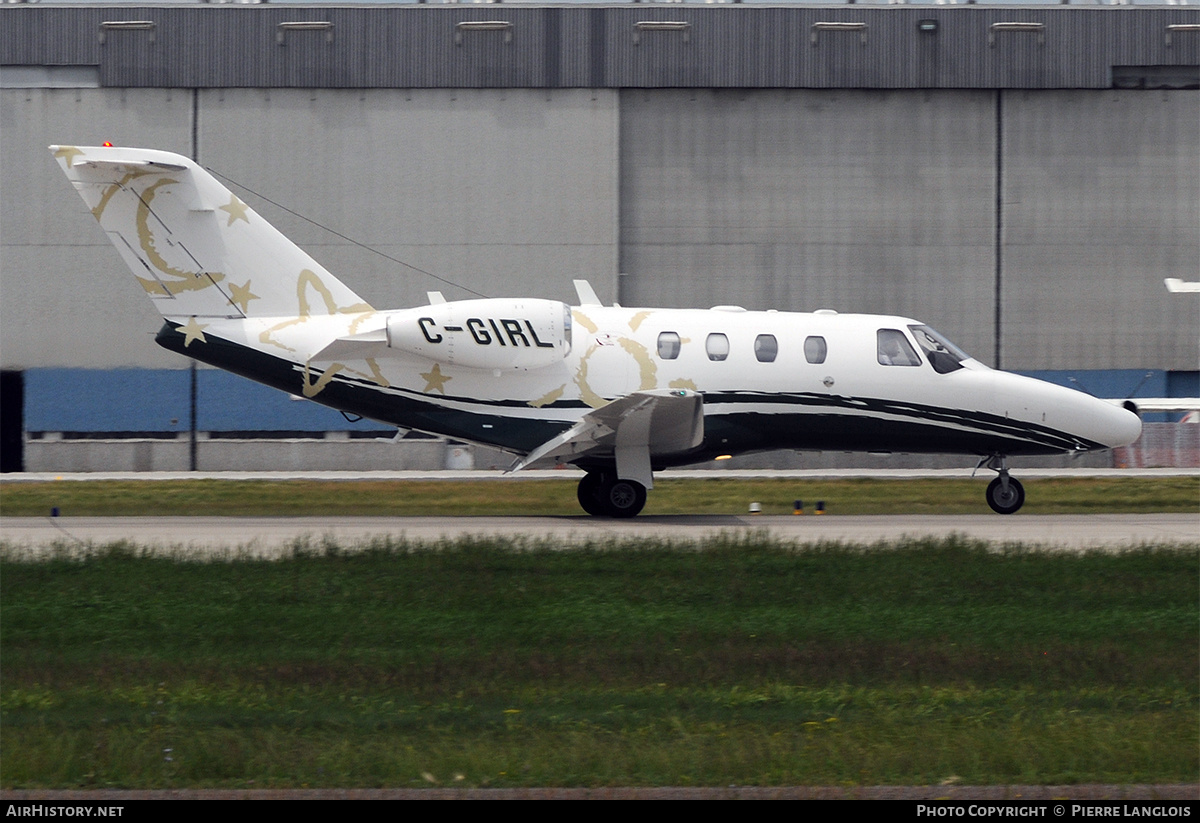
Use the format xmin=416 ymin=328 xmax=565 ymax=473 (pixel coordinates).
xmin=102 ymin=141 xmax=113 ymax=147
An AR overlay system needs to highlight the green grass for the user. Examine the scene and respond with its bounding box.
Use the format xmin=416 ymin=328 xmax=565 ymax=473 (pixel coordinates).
xmin=1 ymin=476 xmax=1197 ymax=516
xmin=2 ymin=536 xmax=1196 ymax=788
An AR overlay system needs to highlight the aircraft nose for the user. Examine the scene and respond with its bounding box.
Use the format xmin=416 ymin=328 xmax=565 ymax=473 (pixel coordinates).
xmin=1058 ymin=387 xmax=1142 ymax=450
xmin=1099 ymin=400 xmax=1143 ymax=449
xmin=997 ymin=372 xmax=1143 ymax=451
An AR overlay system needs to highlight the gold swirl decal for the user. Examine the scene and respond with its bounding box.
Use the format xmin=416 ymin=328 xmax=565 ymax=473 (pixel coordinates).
xmin=669 ymin=378 xmax=698 ymax=392
xmin=621 ymin=338 xmax=657 ymax=391
xmin=529 ymin=385 xmax=566 ymax=408
xmin=573 ymin=342 xmax=606 ymax=409
xmin=259 ymin=327 xmax=298 ymax=354
xmin=260 ymin=270 xmax=376 ymax=352
xmin=572 ymin=310 xmax=598 ymax=335
xmin=628 ymin=310 xmax=653 ymax=332
xmin=363 ymin=358 xmax=391 ymax=388
xmin=91 ymin=170 xmax=151 ymax=221
xmin=302 ymin=362 xmax=345 ymax=398
xmin=347 ymin=309 xmax=378 ymax=335
xmin=53 ymin=146 xmax=84 ymax=169
xmin=297 ymin=269 xmax=372 ymax=317
xmin=342 ymin=358 xmax=391 ymax=389
xmin=573 ymin=336 xmax=658 ymax=409
xmin=267 ymin=273 xmax=381 ymax=394
xmin=136 ymin=275 xmax=170 ymax=296
xmin=136 ymin=178 xmax=226 ymax=295
xmin=302 ymin=358 xmax=389 ymax=399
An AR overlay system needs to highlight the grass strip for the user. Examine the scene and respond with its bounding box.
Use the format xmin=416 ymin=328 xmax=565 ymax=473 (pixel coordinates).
xmin=2 ymin=536 xmax=1196 ymax=788
xmin=1 ymin=476 xmax=1197 ymax=516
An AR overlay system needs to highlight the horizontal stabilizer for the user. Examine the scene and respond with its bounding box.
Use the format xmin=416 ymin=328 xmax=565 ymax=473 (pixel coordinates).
xmin=310 ymin=328 xmax=389 ymax=362
xmin=64 ymin=156 xmax=188 ymax=173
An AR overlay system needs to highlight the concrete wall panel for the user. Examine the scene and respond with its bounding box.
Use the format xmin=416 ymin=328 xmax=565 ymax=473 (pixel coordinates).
xmin=22 ymin=437 xmax=511 ymax=474
xmin=1 ymin=88 xmax=193 ymax=368
xmin=1000 ymin=90 xmax=1200 ymax=370
xmin=4 ymin=84 xmax=1196 ymax=382
xmin=198 ymin=88 xmax=619 ymax=310
xmin=619 ymin=89 xmax=999 ymax=362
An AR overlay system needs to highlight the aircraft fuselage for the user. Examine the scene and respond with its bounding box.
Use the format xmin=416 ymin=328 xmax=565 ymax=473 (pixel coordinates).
xmin=155 ymin=303 xmax=1140 ymax=467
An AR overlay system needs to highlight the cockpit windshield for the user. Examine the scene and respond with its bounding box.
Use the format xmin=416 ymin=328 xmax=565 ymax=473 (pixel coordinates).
xmin=908 ymin=325 xmax=971 ymax=374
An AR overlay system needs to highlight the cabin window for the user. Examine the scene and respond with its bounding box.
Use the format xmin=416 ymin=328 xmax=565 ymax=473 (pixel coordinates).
xmin=877 ymin=329 xmax=922 ymax=366
xmin=706 ymin=333 xmax=729 ymax=362
xmin=804 ymin=336 xmax=827 ymax=364
xmin=754 ymin=334 xmax=778 ymax=363
xmin=657 ymin=331 xmax=681 ymax=360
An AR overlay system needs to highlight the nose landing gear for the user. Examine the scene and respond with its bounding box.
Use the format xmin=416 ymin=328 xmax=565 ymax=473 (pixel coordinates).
xmin=986 ymin=474 xmax=1025 ymax=514
xmin=577 ymin=471 xmax=647 ymax=518
xmin=979 ymin=455 xmax=1025 ymax=515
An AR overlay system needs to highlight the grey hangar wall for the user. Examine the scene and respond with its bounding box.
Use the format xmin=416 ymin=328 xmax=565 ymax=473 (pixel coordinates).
xmin=1 ymin=6 xmax=1197 ymax=453
xmin=5 ymin=87 xmax=1196 ymax=372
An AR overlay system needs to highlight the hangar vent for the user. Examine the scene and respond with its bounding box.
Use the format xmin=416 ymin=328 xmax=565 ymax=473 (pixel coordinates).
xmin=2 ymin=5 xmax=1198 ymax=90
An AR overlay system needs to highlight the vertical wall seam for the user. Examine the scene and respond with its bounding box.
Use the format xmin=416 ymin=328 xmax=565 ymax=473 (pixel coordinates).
xmin=190 ymin=86 xmax=200 ymax=472
xmin=994 ymin=89 xmax=1004 ymax=370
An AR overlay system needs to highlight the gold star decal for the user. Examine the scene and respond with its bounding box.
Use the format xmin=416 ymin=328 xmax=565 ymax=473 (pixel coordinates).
xmin=420 ymin=363 xmax=451 ymax=395
xmin=228 ymin=280 xmax=259 ymax=314
xmin=219 ymin=195 xmax=250 ymax=227
xmin=180 ymin=317 xmax=208 ymax=347
xmin=53 ymin=146 xmax=85 ymax=167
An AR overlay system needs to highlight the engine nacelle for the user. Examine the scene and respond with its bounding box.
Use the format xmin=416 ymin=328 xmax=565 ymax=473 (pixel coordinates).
xmin=386 ymin=298 xmax=572 ymax=371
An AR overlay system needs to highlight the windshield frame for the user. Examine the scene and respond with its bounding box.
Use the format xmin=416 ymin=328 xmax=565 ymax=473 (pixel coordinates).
xmin=907 ymin=325 xmax=972 ymax=374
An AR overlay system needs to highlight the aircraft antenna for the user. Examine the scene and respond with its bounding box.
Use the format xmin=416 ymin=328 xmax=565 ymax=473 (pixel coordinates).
xmin=204 ymin=166 xmax=490 ymax=299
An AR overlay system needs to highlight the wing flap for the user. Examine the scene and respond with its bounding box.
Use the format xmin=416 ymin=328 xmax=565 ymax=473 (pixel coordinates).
xmin=509 ymin=389 xmax=704 ymax=487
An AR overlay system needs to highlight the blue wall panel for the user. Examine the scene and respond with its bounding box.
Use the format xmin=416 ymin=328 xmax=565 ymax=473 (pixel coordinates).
xmin=26 ymin=369 xmax=189 ymax=432
xmin=1016 ymin=369 xmax=1198 ymax=423
xmin=26 ymin=367 xmax=1194 ymax=431
xmin=24 ymin=369 xmax=391 ymax=432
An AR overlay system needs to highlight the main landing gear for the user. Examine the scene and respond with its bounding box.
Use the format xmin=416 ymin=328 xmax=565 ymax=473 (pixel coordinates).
xmin=979 ymin=455 xmax=1025 ymax=515
xmin=577 ymin=471 xmax=647 ymax=518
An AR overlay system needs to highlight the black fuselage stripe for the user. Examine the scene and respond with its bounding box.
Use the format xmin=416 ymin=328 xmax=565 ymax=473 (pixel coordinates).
xmin=158 ymin=324 xmax=1101 ymax=457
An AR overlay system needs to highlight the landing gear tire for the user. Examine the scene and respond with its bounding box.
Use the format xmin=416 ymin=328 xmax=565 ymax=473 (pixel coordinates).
xmin=986 ymin=475 xmax=1025 ymax=515
xmin=602 ymin=478 xmax=647 ymax=519
xmin=577 ymin=472 xmax=648 ymax=518
xmin=577 ymin=472 xmax=606 ymax=516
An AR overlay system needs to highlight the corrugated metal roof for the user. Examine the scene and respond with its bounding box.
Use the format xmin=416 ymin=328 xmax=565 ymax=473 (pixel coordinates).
xmin=2 ymin=5 xmax=1196 ymax=89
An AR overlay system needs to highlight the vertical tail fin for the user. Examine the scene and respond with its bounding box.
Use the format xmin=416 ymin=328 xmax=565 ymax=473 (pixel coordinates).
xmin=50 ymin=145 xmax=373 ymax=320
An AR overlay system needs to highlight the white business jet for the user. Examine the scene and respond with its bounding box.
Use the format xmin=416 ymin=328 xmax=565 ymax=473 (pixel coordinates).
xmin=50 ymin=145 xmax=1142 ymax=517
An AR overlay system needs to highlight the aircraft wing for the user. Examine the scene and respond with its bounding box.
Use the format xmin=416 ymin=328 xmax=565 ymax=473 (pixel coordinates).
xmin=1110 ymin=398 xmax=1200 ymax=412
xmin=1164 ymin=278 xmax=1200 ymax=294
xmin=509 ymin=389 xmax=704 ymax=488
